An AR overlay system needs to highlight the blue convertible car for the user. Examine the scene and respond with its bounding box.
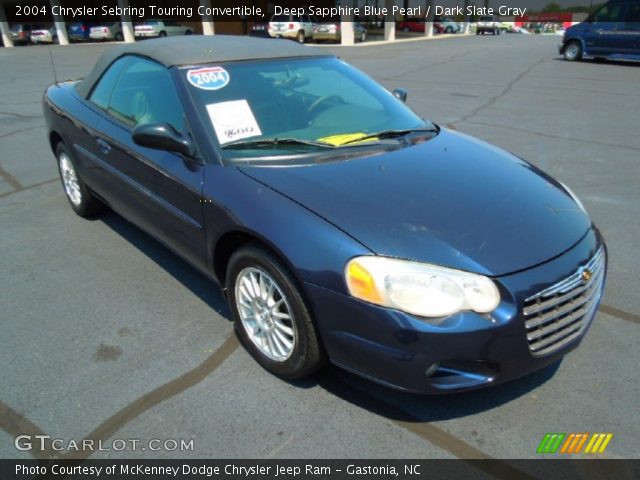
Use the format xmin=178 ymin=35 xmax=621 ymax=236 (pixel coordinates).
xmin=44 ymin=36 xmax=606 ymax=393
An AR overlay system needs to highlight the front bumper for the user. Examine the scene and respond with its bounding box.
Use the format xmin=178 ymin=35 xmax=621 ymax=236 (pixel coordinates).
xmin=308 ymin=228 xmax=605 ymax=394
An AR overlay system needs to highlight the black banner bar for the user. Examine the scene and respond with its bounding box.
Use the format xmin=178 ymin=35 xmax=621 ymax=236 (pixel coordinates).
xmin=1 ymin=459 xmax=639 ymax=480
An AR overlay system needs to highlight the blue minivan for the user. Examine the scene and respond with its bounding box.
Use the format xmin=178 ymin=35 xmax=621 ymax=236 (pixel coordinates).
xmin=560 ymin=0 xmax=640 ymax=61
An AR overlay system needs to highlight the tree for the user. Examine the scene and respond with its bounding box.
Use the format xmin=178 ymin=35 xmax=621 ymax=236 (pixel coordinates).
xmin=542 ymin=2 xmax=563 ymax=12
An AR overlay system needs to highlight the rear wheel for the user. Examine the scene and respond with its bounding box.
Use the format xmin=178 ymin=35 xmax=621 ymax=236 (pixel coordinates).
xmin=227 ymin=243 xmax=325 ymax=379
xmin=563 ymin=40 xmax=582 ymax=61
xmin=185 ymin=30 xmax=192 ymax=35
xmin=159 ymin=31 xmax=167 ymax=37
xmin=402 ymin=26 xmax=410 ymax=32
xmin=445 ymin=26 xmax=453 ymax=33
xmin=56 ymin=142 xmax=103 ymax=218
xmin=115 ymin=32 xmax=124 ymax=41
xmin=360 ymin=30 xmax=367 ymax=42
xmin=296 ymin=30 xmax=305 ymax=43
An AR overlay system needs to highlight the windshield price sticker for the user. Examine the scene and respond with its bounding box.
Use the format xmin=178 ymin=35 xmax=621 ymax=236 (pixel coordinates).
xmin=187 ymin=67 xmax=230 ymax=90
xmin=206 ymin=100 xmax=262 ymax=144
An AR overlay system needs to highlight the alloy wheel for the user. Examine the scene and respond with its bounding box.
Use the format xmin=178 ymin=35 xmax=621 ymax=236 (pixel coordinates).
xmin=235 ymin=267 xmax=297 ymax=362
xmin=59 ymin=152 xmax=82 ymax=207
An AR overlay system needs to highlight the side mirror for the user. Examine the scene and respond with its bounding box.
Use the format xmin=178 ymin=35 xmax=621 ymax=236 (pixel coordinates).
xmin=132 ymin=123 xmax=195 ymax=157
xmin=392 ymin=88 xmax=408 ymax=103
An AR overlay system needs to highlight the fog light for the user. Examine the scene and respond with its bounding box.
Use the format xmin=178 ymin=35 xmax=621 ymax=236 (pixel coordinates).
xmin=425 ymin=362 xmax=440 ymax=378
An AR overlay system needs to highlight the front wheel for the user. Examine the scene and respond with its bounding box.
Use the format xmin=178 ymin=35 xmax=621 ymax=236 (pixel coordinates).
xmin=115 ymin=32 xmax=124 ymax=41
xmin=359 ymin=30 xmax=367 ymax=42
xmin=227 ymin=244 xmax=325 ymax=379
xmin=296 ymin=30 xmax=305 ymax=43
xmin=563 ymin=40 xmax=582 ymax=61
xmin=56 ymin=142 xmax=103 ymax=217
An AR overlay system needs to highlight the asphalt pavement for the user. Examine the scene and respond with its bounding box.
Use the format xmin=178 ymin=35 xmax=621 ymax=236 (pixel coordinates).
xmin=0 ymin=35 xmax=638 ymax=463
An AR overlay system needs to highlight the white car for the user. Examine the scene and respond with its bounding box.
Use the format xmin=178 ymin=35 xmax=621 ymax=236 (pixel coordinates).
xmin=268 ymin=14 xmax=314 ymax=43
xmin=30 ymin=26 xmax=57 ymax=44
xmin=134 ymin=20 xmax=192 ymax=38
xmin=90 ymin=23 xmax=124 ymax=41
xmin=477 ymin=16 xmax=501 ymax=35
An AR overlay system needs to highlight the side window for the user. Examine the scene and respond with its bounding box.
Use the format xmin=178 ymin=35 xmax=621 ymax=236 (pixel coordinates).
xmin=625 ymin=4 xmax=640 ymax=29
xmin=106 ymin=57 xmax=185 ymax=133
xmin=592 ymin=4 xmax=625 ymax=23
xmin=88 ymin=56 xmax=129 ymax=110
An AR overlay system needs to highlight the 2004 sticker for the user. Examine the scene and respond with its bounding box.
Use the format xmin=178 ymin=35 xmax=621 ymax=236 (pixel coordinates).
xmin=187 ymin=67 xmax=230 ymax=90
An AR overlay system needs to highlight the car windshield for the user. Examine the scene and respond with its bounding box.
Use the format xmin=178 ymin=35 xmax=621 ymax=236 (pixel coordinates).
xmin=182 ymin=57 xmax=434 ymax=162
xmin=271 ymin=15 xmax=289 ymax=22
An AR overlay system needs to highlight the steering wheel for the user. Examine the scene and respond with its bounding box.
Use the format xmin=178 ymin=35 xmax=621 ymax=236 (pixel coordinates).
xmin=307 ymin=95 xmax=345 ymax=115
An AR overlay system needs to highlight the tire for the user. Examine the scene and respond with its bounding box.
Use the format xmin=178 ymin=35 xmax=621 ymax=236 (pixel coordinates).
xmin=402 ymin=26 xmax=410 ymax=32
xmin=159 ymin=31 xmax=167 ymax=37
xmin=184 ymin=30 xmax=192 ymax=35
xmin=227 ymin=243 xmax=325 ymax=380
xmin=360 ymin=31 xmax=367 ymax=42
xmin=296 ymin=30 xmax=305 ymax=44
xmin=115 ymin=32 xmax=124 ymax=41
xmin=52 ymin=35 xmax=58 ymax=44
xmin=446 ymin=26 xmax=453 ymax=33
xmin=55 ymin=142 xmax=103 ymax=218
xmin=563 ymin=40 xmax=582 ymax=61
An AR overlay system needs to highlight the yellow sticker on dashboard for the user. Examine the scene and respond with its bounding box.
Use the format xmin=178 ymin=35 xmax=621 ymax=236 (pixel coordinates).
xmin=317 ymin=133 xmax=378 ymax=146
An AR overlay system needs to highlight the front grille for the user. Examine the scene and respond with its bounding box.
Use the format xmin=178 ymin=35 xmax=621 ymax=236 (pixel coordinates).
xmin=523 ymin=247 xmax=605 ymax=356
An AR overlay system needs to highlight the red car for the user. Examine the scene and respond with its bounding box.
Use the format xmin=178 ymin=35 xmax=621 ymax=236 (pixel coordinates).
xmin=396 ymin=19 xmax=444 ymax=33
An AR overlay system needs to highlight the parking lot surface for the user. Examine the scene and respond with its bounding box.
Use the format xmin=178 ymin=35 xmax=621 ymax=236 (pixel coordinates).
xmin=1 ymin=35 xmax=639 ymax=462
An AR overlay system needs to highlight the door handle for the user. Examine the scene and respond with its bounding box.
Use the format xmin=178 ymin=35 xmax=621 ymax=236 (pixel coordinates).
xmin=96 ymin=138 xmax=111 ymax=154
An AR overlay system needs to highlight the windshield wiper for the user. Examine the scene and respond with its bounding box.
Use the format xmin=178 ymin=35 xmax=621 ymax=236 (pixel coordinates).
xmin=340 ymin=127 xmax=438 ymax=145
xmin=222 ymin=137 xmax=334 ymax=150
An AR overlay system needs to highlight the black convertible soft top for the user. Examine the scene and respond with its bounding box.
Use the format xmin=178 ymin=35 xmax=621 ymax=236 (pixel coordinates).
xmin=76 ymin=35 xmax=330 ymax=98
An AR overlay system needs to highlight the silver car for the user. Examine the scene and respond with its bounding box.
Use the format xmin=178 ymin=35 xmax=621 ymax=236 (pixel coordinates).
xmin=90 ymin=23 xmax=124 ymax=41
xmin=313 ymin=22 xmax=367 ymax=43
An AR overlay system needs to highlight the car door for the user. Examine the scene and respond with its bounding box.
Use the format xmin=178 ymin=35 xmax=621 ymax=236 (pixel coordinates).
xmin=88 ymin=56 xmax=206 ymax=268
xmin=164 ymin=21 xmax=176 ymax=35
xmin=585 ymin=2 xmax=627 ymax=55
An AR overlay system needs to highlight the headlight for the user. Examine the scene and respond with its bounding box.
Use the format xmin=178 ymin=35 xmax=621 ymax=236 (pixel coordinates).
xmin=560 ymin=181 xmax=587 ymax=214
xmin=345 ymin=257 xmax=500 ymax=318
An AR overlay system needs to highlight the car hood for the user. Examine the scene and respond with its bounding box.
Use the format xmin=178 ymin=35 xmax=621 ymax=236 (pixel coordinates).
xmin=239 ymin=129 xmax=591 ymax=277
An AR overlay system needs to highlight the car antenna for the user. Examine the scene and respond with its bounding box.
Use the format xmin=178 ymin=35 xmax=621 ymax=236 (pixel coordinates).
xmin=48 ymin=46 xmax=59 ymax=85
